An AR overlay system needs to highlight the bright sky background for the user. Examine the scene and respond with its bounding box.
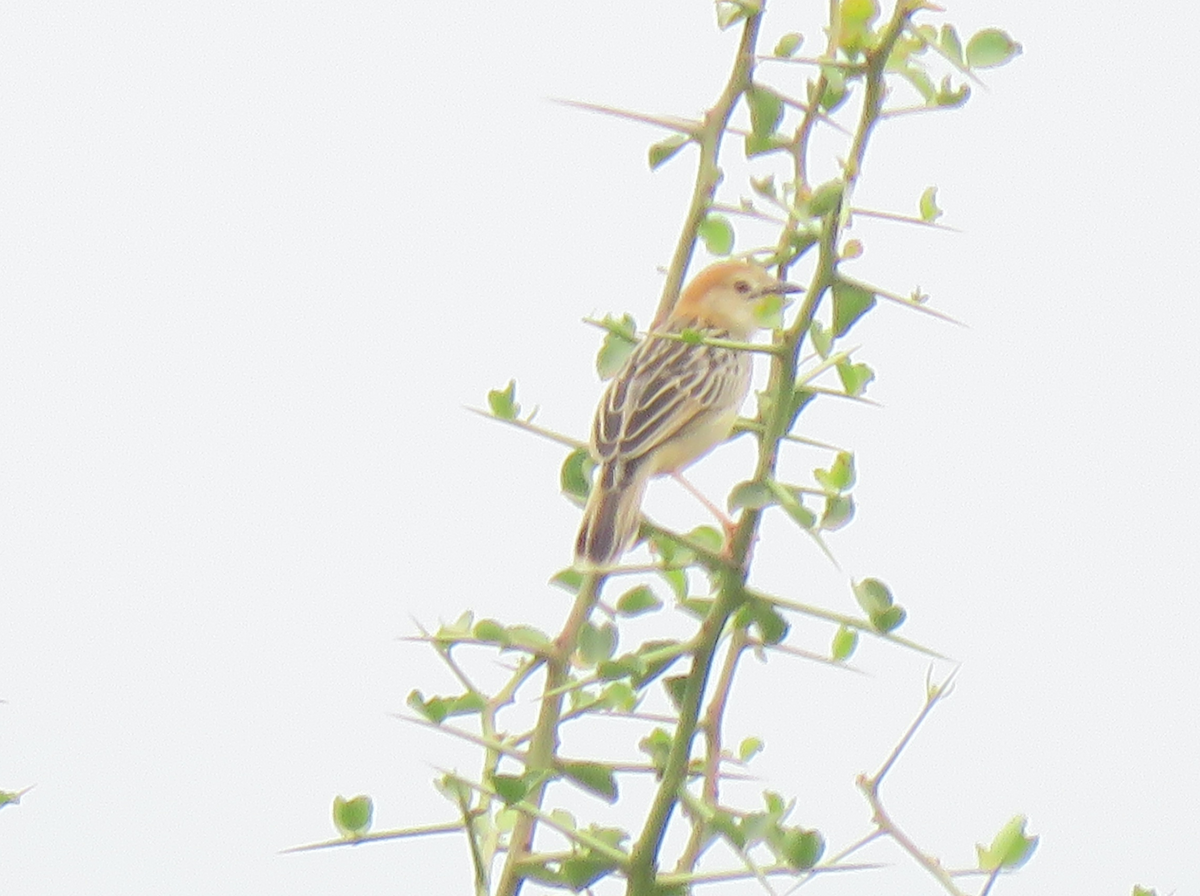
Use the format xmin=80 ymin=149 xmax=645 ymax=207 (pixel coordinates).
xmin=2 ymin=2 xmax=1197 ymax=894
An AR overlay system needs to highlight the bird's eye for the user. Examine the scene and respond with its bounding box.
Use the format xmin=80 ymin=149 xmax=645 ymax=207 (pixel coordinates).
xmin=734 ymin=279 xmax=752 ymax=295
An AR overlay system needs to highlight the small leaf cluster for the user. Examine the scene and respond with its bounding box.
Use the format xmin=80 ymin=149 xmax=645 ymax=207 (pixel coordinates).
xmin=332 ymin=794 xmax=374 ymax=840
xmin=976 ymin=815 xmax=1038 ymax=871
xmin=647 ymin=3 xmax=1019 ymax=278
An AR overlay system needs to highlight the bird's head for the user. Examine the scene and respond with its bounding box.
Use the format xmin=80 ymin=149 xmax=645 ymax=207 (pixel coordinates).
xmin=672 ymin=260 xmax=802 ymax=340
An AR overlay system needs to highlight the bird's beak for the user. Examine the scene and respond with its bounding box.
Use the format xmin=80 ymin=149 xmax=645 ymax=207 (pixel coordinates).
xmin=755 ymin=280 xmax=804 ymax=317
xmin=754 ymin=280 xmax=804 ymax=299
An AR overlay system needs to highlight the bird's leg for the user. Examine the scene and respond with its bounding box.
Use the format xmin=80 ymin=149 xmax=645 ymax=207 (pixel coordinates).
xmin=670 ymin=471 xmax=739 ymax=550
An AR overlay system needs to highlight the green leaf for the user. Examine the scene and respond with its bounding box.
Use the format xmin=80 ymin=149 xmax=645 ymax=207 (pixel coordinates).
xmin=597 ymin=654 xmax=644 ymax=682
xmin=836 ymin=359 xmax=874 ymax=396
xmin=473 ymin=618 xmax=509 ymax=645
xmin=777 ymin=827 xmax=825 ymax=869
xmin=507 ymin=625 xmax=552 ymax=652
xmin=407 ymin=690 xmax=485 ymax=724
xmin=616 ymin=584 xmax=663 ymax=617
xmin=939 ymin=24 xmax=963 ymax=64
xmin=569 ymin=686 xmax=600 ymax=713
xmin=891 ymin=28 xmax=929 ymax=64
xmin=407 ymin=689 xmax=448 ymax=724
xmin=491 ymin=773 xmax=530 ymax=806
xmin=436 ymin=611 xmax=474 ymax=640
xmin=711 ymin=809 xmax=746 ymax=849
xmin=728 ymin=480 xmax=776 ymax=512
xmin=918 ymin=185 xmax=942 ymax=223
xmin=762 ymin=791 xmax=786 ymax=816
xmin=739 ymin=810 xmax=772 ymax=845
xmin=586 ymin=823 xmax=628 ymax=850
xmin=831 ymin=625 xmax=858 ymax=660
xmin=807 ymin=179 xmax=844 ymax=217
xmin=640 ymin=727 xmax=673 ymax=772
xmin=561 ymin=761 xmax=619 ymax=802
xmin=820 ymin=494 xmax=854 ymax=530
xmin=870 ymin=604 xmax=906 ymax=632
xmin=436 ymin=773 xmax=473 ymax=806
xmin=1132 ymin=887 xmax=1159 ymax=896
xmin=551 ymin=567 xmax=584 ymax=593
xmin=596 ymin=312 xmax=638 ymax=380
xmin=852 ymin=577 xmax=893 ymax=616
xmin=332 ymin=794 xmax=374 ymax=838
xmin=746 ymin=85 xmax=784 ymax=140
xmin=830 ymin=280 xmax=878 ymax=340
xmin=699 ymin=214 xmax=735 ymax=255
xmin=809 ymin=319 xmax=832 ymax=358
xmin=659 ymin=567 xmax=688 ymax=600
xmin=786 ymin=387 xmax=817 ymax=431
xmin=715 ymin=0 xmax=749 ymax=30
xmin=648 ymin=532 xmax=695 ymax=568
xmin=738 ymin=737 xmax=764 ymax=762
xmin=912 ymin=24 xmax=936 ymax=44
xmin=599 ymin=680 xmax=639 ymax=712
xmin=750 ymin=174 xmax=777 ymax=199
xmin=753 ymin=291 xmax=787 ymax=329
xmin=815 ymin=66 xmax=848 ymax=111
xmin=935 ymin=76 xmax=971 ymax=108
xmin=900 ymin=66 xmax=936 ymax=102
xmin=495 ymin=807 xmax=519 ymax=832
xmin=814 ymin=451 xmax=855 ymax=492
xmin=786 ymin=227 xmax=820 ymax=264
xmin=686 ymin=525 xmax=724 ymax=553
xmin=458 ymin=692 xmax=486 ymax=713
xmin=648 ymin=134 xmax=689 ymax=170
xmin=840 ymin=0 xmax=877 ymax=28
xmin=976 ymin=815 xmax=1039 ymax=870
xmin=561 ymin=447 xmax=596 ymax=500
xmin=831 ymin=280 xmax=875 ymax=337
xmin=965 ymin=28 xmax=1022 ymax=69
xmin=767 ymin=479 xmax=815 ymax=529
xmin=560 ymin=854 xmax=620 ymax=890
xmin=745 ymin=132 xmax=788 ymax=158
xmin=579 ymin=621 xmax=618 ymax=665
xmin=837 ymin=0 xmax=877 ymax=53
xmin=606 ymin=639 xmax=684 ymax=688
xmin=736 ymin=598 xmax=789 ymax=645
xmin=487 ymin=379 xmax=519 ymax=419
xmin=662 ymin=674 xmax=688 ymax=710
xmin=774 ymin=32 xmax=803 ymax=57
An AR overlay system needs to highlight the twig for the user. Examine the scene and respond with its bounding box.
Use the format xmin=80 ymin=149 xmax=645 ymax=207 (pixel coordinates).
xmin=650 ymin=3 xmax=766 ymax=330
xmin=677 ymin=628 xmax=749 ymax=872
xmin=280 ymin=819 xmax=466 ymax=853
xmin=856 ymin=670 xmax=966 ymax=896
xmin=495 ymin=573 xmax=604 ymax=896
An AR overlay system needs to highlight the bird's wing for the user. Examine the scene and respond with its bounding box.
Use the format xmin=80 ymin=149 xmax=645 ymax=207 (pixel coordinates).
xmin=592 ymin=334 xmax=745 ymax=474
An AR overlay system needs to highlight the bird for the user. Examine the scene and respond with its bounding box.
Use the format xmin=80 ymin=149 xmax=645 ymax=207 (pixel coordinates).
xmin=574 ymin=260 xmax=801 ymax=567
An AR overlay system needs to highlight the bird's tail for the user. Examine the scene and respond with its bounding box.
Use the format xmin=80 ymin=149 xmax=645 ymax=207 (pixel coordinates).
xmin=575 ymin=472 xmax=648 ymax=567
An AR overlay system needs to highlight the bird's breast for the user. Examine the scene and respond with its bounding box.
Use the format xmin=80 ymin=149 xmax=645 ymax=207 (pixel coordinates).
xmin=646 ymin=405 xmax=743 ymax=475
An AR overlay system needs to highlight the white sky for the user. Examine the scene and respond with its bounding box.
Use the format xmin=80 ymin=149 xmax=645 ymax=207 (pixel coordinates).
xmin=2 ymin=2 xmax=1197 ymax=894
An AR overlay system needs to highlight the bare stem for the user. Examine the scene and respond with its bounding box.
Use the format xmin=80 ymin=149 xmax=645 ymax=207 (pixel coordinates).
xmin=676 ymin=628 xmax=749 ymax=872
xmin=856 ymin=673 xmax=966 ymax=896
xmin=494 ymin=573 xmax=603 ymax=896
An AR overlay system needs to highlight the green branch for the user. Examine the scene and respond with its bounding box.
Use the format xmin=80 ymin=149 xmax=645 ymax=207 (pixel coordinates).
xmin=651 ymin=6 xmax=765 ymax=329
xmin=495 ymin=573 xmax=603 ymax=896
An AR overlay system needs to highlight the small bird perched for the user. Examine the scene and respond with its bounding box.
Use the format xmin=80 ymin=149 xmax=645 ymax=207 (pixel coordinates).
xmin=575 ymin=260 xmax=800 ymax=567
